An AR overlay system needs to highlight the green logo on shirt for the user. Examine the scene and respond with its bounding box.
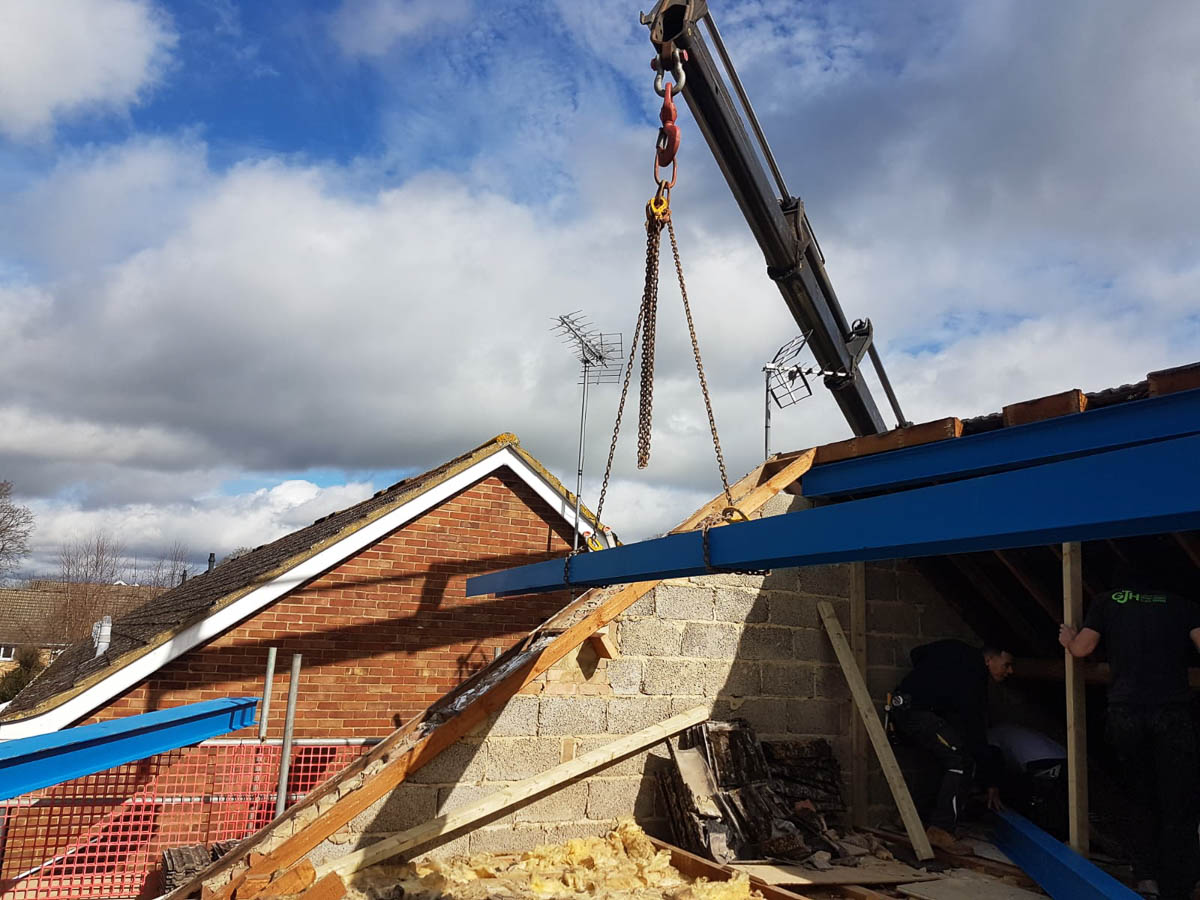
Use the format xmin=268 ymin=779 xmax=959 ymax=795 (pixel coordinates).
xmin=1112 ymin=589 xmax=1168 ymax=604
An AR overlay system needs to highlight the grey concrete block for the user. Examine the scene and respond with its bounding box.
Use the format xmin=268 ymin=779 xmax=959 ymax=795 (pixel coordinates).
xmin=349 ymin=783 xmax=438 ymax=833
xmin=606 ymin=658 xmax=643 ymax=696
xmin=865 ymin=567 xmax=898 ymax=603
xmin=681 ymin=622 xmax=741 ymax=658
xmin=469 ymin=824 xmax=548 ymax=854
xmin=514 ymin=780 xmax=589 ymax=823
xmin=787 ymin=698 xmax=848 ymax=735
xmin=436 ymin=782 xmax=515 ymax=824
xmin=488 ymin=737 xmax=561 ymax=781
xmin=866 ymin=665 xmax=904 ymax=698
xmin=766 ymin=591 xmax=816 ymax=627
xmin=607 ymin=696 xmax=672 ymax=733
xmin=792 ymin=627 xmax=837 ymax=664
xmin=714 ymin=588 xmax=767 ymax=623
xmin=670 ymin=694 xmax=712 ymax=716
xmin=694 ymin=572 xmax=767 ymax=590
xmin=712 ymin=697 xmax=786 ymax=737
xmin=619 ymin=618 xmax=683 ymax=657
xmin=543 ymin=822 xmax=610 ymax=844
xmin=655 ymin=583 xmax=714 ymax=620
xmin=739 ymin=625 xmax=795 ymax=660
xmin=813 ymin=665 xmax=851 ymax=701
xmin=539 ymin=697 xmax=608 ymax=735
xmin=866 ymin=634 xmax=898 ymax=667
xmin=919 ymin=602 xmax=974 ymax=640
xmin=795 ymin=564 xmax=851 ymax=598
xmin=643 ymin=658 xmax=707 ymax=695
xmin=897 ymin=571 xmax=943 ymax=607
xmin=760 ymin=661 xmax=814 ymax=698
xmin=489 ymin=695 xmax=540 ymax=737
xmin=869 ymin=601 xmax=921 ymax=636
xmin=624 ymin=591 xmax=655 ymax=617
xmin=408 ymin=739 xmax=487 ymax=783
xmin=707 ymin=660 xmax=759 ymax=697
xmin=586 ymin=776 xmax=656 ymax=819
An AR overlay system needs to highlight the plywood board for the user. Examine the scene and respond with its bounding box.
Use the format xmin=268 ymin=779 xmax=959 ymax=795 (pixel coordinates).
xmin=898 ymin=878 xmax=1045 ymax=900
xmin=734 ymin=862 xmax=939 ymax=887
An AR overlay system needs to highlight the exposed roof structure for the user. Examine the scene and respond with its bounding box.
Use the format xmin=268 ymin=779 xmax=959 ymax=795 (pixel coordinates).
xmin=0 ymin=434 xmax=608 ymax=736
xmin=149 ymin=362 xmax=1199 ymax=899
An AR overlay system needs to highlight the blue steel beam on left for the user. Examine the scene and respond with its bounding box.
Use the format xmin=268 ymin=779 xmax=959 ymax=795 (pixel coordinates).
xmin=466 ymin=432 xmax=1200 ymax=597
xmin=0 ymin=698 xmax=258 ymax=801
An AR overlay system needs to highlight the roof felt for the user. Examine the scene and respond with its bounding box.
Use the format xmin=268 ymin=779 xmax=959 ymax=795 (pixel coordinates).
xmin=3 ymin=434 xmax=596 ymax=721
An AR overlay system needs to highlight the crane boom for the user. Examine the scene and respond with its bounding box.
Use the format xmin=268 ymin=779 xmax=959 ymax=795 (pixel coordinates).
xmin=641 ymin=0 xmax=906 ymax=437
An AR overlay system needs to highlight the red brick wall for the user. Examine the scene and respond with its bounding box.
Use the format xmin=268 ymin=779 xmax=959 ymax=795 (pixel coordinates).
xmin=87 ymin=468 xmax=574 ymax=738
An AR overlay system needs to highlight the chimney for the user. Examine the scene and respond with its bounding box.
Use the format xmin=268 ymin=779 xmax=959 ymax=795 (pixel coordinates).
xmin=92 ymin=616 xmax=112 ymax=658
xmin=208 ymin=552 xmax=216 ymax=572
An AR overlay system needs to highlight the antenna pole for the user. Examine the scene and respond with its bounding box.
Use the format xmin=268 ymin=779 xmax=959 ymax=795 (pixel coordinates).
xmin=764 ymin=366 xmax=772 ymax=461
xmin=574 ymin=361 xmax=591 ymax=552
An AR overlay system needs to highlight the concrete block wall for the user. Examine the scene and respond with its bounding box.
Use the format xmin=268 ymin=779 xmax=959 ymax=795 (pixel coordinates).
xmin=323 ymin=558 xmax=978 ymax=862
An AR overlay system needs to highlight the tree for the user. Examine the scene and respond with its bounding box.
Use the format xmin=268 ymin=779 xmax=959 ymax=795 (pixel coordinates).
xmin=57 ymin=531 xmax=191 ymax=640
xmin=0 ymin=481 xmax=34 ymax=584
xmin=0 ymin=646 xmax=45 ymax=702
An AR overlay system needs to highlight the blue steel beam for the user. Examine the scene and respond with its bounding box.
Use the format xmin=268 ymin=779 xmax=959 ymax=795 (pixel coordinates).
xmin=802 ymin=387 xmax=1200 ymax=499
xmin=994 ymin=809 xmax=1139 ymax=899
xmin=467 ymin=432 xmax=1200 ymax=597
xmin=0 ymin=698 xmax=258 ymax=801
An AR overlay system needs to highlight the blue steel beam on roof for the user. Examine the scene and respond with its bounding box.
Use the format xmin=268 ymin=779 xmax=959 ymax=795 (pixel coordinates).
xmin=994 ymin=809 xmax=1140 ymax=899
xmin=802 ymin=387 xmax=1200 ymax=499
xmin=466 ymin=432 xmax=1200 ymax=597
xmin=0 ymin=698 xmax=258 ymax=801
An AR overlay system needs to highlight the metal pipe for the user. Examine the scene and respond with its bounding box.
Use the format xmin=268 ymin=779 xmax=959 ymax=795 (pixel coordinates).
xmin=573 ymin=363 xmax=591 ymax=552
xmin=867 ymin=344 xmax=910 ymax=428
xmin=274 ymin=653 xmax=301 ymax=817
xmin=701 ymin=12 xmax=790 ymax=201
xmin=258 ymin=646 xmax=277 ymax=741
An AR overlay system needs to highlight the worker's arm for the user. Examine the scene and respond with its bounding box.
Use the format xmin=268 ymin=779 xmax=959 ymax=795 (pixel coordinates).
xmin=1189 ymin=628 xmax=1200 ymax=654
xmin=1058 ymin=624 xmax=1100 ymax=658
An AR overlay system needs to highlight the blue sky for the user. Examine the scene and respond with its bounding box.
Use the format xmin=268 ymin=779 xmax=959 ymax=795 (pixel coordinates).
xmin=1 ymin=0 xmax=1198 ymax=576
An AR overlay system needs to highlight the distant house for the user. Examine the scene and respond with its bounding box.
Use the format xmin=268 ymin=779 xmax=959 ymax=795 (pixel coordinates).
xmin=0 ymin=435 xmax=608 ymax=739
xmin=0 ymin=581 xmax=159 ymax=673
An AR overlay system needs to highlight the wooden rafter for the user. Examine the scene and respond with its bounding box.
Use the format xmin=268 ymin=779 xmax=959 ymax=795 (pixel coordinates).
xmin=993 ymin=550 xmax=1059 ymax=621
xmin=945 ymin=555 xmax=1049 ymax=655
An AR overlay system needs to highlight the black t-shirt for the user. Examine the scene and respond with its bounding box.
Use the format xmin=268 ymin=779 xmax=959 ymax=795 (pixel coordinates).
xmin=897 ymin=639 xmax=989 ymax=749
xmin=1082 ymin=585 xmax=1200 ymax=705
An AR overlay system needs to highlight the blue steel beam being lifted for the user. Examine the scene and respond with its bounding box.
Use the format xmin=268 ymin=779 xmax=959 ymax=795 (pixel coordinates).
xmin=0 ymin=698 xmax=258 ymax=801
xmin=466 ymin=431 xmax=1200 ymax=598
xmin=802 ymin=388 xmax=1200 ymax=500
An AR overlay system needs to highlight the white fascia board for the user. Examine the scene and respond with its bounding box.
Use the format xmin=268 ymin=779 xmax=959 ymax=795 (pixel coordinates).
xmin=0 ymin=448 xmax=584 ymax=740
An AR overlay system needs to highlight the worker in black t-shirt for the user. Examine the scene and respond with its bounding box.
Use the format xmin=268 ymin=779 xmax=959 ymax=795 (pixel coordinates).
xmin=888 ymin=639 xmax=1013 ymax=853
xmin=1060 ymin=582 xmax=1200 ymax=900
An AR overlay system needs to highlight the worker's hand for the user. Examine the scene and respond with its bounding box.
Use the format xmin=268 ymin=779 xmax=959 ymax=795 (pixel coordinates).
xmin=1058 ymin=623 xmax=1077 ymax=649
xmin=986 ymin=787 xmax=1004 ymax=812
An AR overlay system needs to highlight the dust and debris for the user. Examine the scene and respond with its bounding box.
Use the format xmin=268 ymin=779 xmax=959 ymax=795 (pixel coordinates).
xmin=345 ymin=821 xmax=762 ymax=900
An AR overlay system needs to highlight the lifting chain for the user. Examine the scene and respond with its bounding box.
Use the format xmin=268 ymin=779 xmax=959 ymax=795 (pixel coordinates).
xmin=593 ymin=54 xmax=736 ymax=534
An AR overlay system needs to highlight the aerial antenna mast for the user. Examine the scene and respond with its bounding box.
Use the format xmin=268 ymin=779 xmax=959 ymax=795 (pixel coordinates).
xmin=552 ymin=312 xmax=623 ymax=551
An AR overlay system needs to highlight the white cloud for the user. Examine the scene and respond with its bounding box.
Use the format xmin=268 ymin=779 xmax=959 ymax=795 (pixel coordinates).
xmin=0 ymin=0 xmax=176 ymax=140
xmin=23 ymin=478 xmax=375 ymax=576
xmin=330 ymin=0 xmax=471 ymax=57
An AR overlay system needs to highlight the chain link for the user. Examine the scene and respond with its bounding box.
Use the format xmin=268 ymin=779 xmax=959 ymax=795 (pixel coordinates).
xmin=593 ymin=303 xmax=645 ymax=529
xmin=637 ymin=210 xmax=664 ymax=469
xmin=667 ymin=217 xmax=734 ymax=507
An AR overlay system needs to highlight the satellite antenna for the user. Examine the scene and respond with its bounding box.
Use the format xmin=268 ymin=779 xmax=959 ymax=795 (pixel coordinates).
xmin=762 ymin=334 xmax=818 ymax=460
xmin=552 ymin=312 xmax=623 ymax=551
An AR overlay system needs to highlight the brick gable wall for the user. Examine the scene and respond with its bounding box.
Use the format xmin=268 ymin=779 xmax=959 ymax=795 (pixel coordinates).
xmin=85 ymin=468 xmax=575 ymax=738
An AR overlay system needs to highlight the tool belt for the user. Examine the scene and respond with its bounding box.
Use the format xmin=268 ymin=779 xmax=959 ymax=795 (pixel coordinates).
xmin=883 ymin=691 xmax=913 ymax=743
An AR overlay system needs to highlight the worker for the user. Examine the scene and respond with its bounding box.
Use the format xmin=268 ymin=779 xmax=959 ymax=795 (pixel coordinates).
xmin=987 ymin=723 xmax=1067 ymax=836
xmin=1059 ymin=573 xmax=1200 ymax=900
xmin=887 ymin=639 xmax=1013 ymax=852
